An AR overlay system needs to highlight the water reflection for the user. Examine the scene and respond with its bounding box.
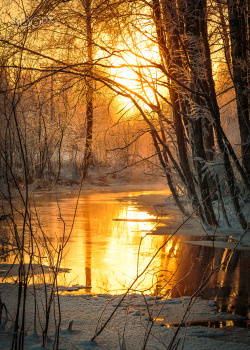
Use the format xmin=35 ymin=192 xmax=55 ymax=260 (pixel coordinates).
xmin=0 ymin=191 xmax=168 ymax=293
xmin=57 ymin=192 xmax=167 ymax=293
xmin=0 ymin=190 xmax=249 ymax=320
xmin=157 ymin=239 xmax=250 ymax=321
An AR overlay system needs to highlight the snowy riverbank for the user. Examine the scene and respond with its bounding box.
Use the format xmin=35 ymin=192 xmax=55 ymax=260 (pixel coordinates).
xmin=0 ymin=183 xmax=249 ymax=349
xmin=0 ymin=283 xmax=249 ymax=349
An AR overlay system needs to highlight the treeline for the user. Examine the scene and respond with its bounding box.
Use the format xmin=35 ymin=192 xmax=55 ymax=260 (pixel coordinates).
xmin=0 ymin=0 xmax=249 ymax=228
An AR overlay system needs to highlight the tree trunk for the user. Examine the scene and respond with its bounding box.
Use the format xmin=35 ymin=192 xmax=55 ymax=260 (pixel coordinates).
xmin=82 ymin=0 xmax=94 ymax=179
xmin=227 ymin=0 xmax=250 ymax=176
xmin=200 ymin=0 xmax=248 ymax=228
xmin=156 ymin=0 xmax=203 ymax=216
xmin=183 ymin=0 xmax=218 ymax=226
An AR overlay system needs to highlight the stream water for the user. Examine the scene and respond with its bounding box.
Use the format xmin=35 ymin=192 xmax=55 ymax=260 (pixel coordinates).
xmin=0 ymin=189 xmax=249 ymax=325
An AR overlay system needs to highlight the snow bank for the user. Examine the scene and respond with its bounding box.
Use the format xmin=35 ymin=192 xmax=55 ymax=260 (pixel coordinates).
xmin=0 ymin=284 xmax=249 ymax=349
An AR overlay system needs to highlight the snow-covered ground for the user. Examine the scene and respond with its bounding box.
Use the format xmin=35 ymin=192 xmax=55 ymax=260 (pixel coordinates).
xmin=0 ymin=283 xmax=249 ymax=349
xmin=0 ymin=182 xmax=249 ymax=349
xmin=125 ymin=190 xmax=250 ymax=247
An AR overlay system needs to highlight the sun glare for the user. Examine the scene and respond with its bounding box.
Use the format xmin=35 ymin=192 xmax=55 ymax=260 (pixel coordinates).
xmin=110 ymin=37 xmax=160 ymax=115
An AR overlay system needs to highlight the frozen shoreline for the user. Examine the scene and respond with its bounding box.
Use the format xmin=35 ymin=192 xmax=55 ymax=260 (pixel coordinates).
xmin=0 ymin=283 xmax=249 ymax=349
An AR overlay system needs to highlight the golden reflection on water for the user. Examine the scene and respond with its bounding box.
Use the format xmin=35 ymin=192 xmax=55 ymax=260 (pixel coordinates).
xmin=1 ymin=190 xmax=250 ymax=318
xmin=51 ymin=192 xmax=172 ymax=294
xmin=1 ymin=190 xmax=176 ymax=294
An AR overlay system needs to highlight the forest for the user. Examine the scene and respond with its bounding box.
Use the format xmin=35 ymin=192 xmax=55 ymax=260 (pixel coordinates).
xmin=0 ymin=0 xmax=249 ymax=349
